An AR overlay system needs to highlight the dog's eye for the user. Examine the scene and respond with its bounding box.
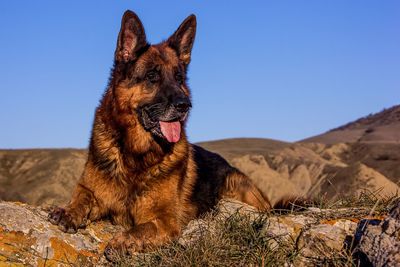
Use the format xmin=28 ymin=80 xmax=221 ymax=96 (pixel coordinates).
xmin=145 ymin=71 xmax=160 ymax=83
xmin=175 ymin=73 xmax=184 ymax=84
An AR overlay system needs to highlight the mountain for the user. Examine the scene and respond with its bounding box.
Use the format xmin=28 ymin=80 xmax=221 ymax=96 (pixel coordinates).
xmin=1 ymin=105 xmax=399 ymax=206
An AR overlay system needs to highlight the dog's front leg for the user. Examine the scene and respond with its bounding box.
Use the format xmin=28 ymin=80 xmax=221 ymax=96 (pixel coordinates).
xmin=48 ymin=183 xmax=100 ymax=233
xmin=104 ymin=216 xmax=180 ymax=262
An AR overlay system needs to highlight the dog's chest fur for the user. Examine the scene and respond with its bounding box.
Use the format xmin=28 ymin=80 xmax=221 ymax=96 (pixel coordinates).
xmin=83 ymin=128 xmax=197 ymax=227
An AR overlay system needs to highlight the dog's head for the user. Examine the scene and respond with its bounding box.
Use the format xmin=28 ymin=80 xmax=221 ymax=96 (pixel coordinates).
xmin=110 ymin=10 xmax=196 ymax=144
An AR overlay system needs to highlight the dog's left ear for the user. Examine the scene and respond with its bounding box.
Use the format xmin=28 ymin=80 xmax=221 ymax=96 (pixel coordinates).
xmin=115 ymin=10 xmax=148 ymax=62
xmin=168 ymin=14 xmax=197 ymax=65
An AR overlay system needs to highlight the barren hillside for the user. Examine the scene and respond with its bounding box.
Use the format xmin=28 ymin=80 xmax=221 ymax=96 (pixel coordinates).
xmin=1 ymin=105 xmax=399 ymax=205
xmin=0 ymin=149 xmax=86 ymax=205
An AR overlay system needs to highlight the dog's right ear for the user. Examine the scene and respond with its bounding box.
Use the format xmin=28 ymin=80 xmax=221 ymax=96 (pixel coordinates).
xmin=167 ymin=14 xmax=197 ymax=65
xmin=115 ymin=10 xmax=148 ymax=62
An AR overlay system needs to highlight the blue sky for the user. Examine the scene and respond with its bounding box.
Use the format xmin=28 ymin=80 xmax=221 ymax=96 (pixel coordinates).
xmin=0 ymin=1 xmax=399 ymax=148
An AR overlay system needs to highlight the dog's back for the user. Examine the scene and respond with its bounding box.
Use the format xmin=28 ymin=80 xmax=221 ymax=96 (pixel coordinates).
xmin=191 ymin=144 xmax=271 ymax=215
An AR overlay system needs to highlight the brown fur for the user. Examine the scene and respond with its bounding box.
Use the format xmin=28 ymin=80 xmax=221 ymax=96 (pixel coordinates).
xmin=48 ymin=10 xmax=272 ymax=261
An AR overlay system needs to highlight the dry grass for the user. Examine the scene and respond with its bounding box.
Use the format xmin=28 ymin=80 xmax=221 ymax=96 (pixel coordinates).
xmin=112 ymin=192 xmax=399 ymax=267
xmin=310 ymin=190 xmax=398 ymax=214
xmin=132 ymin=211 xmax=299 ymax=267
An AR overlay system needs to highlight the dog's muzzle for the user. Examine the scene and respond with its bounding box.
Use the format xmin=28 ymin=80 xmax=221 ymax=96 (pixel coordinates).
xmin=138 ymin=98 xmax=191 ymax=143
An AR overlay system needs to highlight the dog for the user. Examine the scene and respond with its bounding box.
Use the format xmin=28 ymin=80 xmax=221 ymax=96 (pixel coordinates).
xmin=48 ymin=10 xmax=272 ymax=261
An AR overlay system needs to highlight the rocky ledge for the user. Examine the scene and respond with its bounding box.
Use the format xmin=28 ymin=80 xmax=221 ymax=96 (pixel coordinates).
xmin=0 ymin=199 xmax=399 ymax=266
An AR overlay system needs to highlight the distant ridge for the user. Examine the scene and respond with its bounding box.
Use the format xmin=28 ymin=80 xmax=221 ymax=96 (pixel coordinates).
xmin=302 ymin=104 xmax=400 ymax=144
xmin=196 ymin=138 xmax=290 ymax=161
xmin=330 ymin=104 xmax=400 ymax=132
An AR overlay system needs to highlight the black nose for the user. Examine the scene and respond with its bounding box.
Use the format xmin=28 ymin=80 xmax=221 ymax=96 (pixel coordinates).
xmin=173 ymin=97 xmax=192 ymax=113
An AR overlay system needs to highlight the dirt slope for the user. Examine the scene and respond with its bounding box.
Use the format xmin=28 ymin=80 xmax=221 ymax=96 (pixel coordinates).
xmin=0 ymin=149 xmax=86 ymax=205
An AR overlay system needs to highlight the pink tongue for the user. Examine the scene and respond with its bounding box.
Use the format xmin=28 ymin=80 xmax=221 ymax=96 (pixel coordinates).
xmin=159 ymin=121 xmax=181 ymax=143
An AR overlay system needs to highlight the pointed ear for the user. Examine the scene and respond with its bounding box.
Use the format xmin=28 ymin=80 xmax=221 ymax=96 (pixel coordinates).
xmin=168 ymin=14 xmax=197 ymax=65
xmin=115 ymin=10 xmax=148 ymax=62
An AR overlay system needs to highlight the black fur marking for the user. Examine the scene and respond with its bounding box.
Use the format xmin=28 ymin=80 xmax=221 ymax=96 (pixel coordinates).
xmin=191 ymin=144 xmax=239 ymax=215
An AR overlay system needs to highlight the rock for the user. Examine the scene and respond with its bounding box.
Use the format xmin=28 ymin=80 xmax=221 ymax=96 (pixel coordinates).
xmin=0 ymin=200 xmax=393 ymax=266
xmin=0 ymin=201 xmax=120 ymax=266
xmin=297 ymin=220 xmax=356 ymax=266
xmin=358 ymin=200 xmax=400 ymax=266
xmin=179 ymin=199 xmax=361 ymax=267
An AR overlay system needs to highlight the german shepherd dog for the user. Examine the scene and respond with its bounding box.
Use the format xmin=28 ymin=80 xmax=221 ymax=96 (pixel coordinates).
xmin=48 ymin=10 xmax=272 ymax=261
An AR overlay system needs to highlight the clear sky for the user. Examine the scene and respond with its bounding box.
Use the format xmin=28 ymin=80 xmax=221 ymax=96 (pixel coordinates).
xmin=0 ymin=1 xmax=399 ymax=148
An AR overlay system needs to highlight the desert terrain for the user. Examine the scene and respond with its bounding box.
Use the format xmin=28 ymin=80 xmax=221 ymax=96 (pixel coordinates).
xmin=1 ymin=105 xmax=399 ymax=206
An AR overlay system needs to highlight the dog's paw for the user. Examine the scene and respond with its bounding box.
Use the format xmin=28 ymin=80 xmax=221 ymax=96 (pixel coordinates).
xmin=104 ymin=243 xmax=126 ymax=263
xmin=48 ymin=207 xmax=78 ymax=234
xmin=104 ymin=236 xmax=129 ymax=263
xmin=104 ymin=232 xmax=143 ymax=262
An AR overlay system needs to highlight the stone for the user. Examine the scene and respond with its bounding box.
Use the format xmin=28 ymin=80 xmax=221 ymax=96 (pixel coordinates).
xmin=0 ymin=199 xmax=395 ymax=266
xmin=358 ymin=200 xmax=400 ymax=266
xmin=0 ymin=201 xmax=121 ymax=266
